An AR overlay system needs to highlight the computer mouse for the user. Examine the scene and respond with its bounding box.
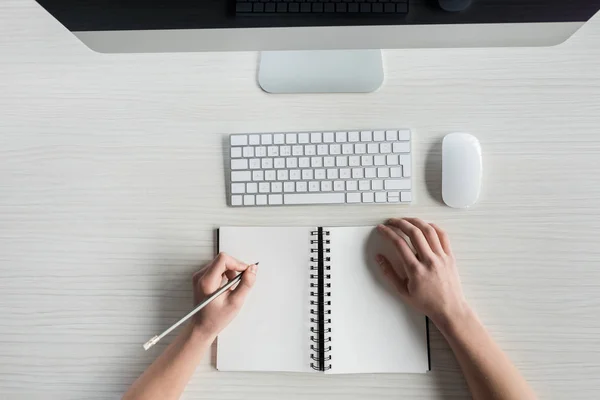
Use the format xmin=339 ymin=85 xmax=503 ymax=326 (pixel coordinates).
xmin=442 ymin=133 xmax=482 ymax=208
xmin=438 ymin=0 xmax=472 ymax=12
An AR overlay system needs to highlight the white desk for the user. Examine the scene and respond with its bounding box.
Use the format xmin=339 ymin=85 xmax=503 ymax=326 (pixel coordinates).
xmin=2 ymin=1 xmax=600 ymax=399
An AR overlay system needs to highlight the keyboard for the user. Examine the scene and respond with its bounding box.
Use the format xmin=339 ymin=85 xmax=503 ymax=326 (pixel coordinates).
xmin=235 ymin=0 xmax=409 ymax=16
xmin=228 ymin=130 xmax=412 ymax=207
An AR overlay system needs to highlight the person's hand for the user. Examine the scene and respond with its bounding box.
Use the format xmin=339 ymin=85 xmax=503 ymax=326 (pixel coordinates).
xmin=191 ymin=253 xmax=257 ymax=341
xmin=376 ymin=218 xmax=470 ymax=329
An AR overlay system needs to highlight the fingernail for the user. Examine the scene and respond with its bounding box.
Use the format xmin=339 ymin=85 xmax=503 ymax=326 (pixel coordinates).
xmin=377 ymin=224 xmax=384 ymax=230
xmin=376 ymin=255 xmax=384 ymax=264
xmin=249 ymin=264 xmax=258 ymax=274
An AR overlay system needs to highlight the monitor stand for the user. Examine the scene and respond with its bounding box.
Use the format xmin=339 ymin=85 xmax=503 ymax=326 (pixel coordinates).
xmin=258 ymin=50 xmax=383 ymax=94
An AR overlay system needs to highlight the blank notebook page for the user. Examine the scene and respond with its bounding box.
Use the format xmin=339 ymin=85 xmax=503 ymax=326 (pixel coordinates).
xmin=217 ymin=227 xmax=314 ymax=373
xmin=327 ymin=226 xmax=429 ymax=374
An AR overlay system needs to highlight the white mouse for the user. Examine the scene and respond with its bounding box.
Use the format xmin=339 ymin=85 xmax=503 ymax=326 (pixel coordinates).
xmin=442 ymin=133 xmax=482 ymax=208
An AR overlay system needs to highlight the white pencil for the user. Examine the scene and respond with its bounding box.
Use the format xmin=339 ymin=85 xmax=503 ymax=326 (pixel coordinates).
xmin=143 ymin=264 xmax=257 ymax=351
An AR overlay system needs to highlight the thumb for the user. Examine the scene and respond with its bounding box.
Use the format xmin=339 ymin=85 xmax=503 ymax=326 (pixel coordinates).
xmin=376 ymin=255 xmax=409 ymax=299
xmin=228 ymin=264 xmax=257 ymax=306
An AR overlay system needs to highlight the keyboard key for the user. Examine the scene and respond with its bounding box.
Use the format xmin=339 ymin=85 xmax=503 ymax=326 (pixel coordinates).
xmin=292 ymin=145 xmax=303 ymax=156
xmin=256 ymin=194 xmax=268 ymax=205
xmin=355 ymin=143 xmax=367 ymax=154
xmin=327 ymin=169 xmax=338 ymax=179
xmin=401 ymin=191 xmax=412 ymax=202
xmin=311 ymin=132 xmax=322 ymax=143
xmin=323 ymin=132 xmax=335 ymax=143
xmin=398 ymin=130 xmax=411 ymax=140
xmin=374 ymin=155 xmax=386 ymax=166
xmin=231 ymin=159 xmax=248 ymax=170
xmin=385 ymin=179 xmax=411 ymax=190
xmin=284 ymin=193 xmax=345 ymax=205
xmin=390 ymin=167 xmax=402 ymax=178
xmin=296 ymin=181 xmax=308 ymax=192
xmin=280 ymin=145 xmax=291 ymax=156
xmin=317 ymin=144 xmax=329 ymax=155
xmin=290 ymin=170 xmax=301 ymax=180
xmin=231 ymin=171 xmax=251 ymax=181
xmin=330 ymin=144 xmax=341 ymax=155
xmin=348 ymin=131 xmax=360 ymax=142
xmin=324 ymin=156 xmax=335 ymax=167
xmin=373 ymin=131 xmax=385 ymax=141
xmin=255 ymin=146 xmax=267 ymax=157
xmin=388 ymin=192 xmax=400 ymax=203
xmin=315 ymin=169 xmax=326 ymax=179
xmin=267 ymin=146 xmax=279 ymax=157
xmin=361 ymin=155 xmax=373 ymax=166
xmin=393 ymin=142 xmax=410 ymax=153
xmin=261 ymin=158 xmax=273 ymax=169
xmin=349 ymin=156 xmax=360 ymax=167
xmin=334 ymin=181 xmax=345 ymax=191
xmin=253 ymin=170 xmax=264 ymax=181
xmin=380 ymin=143 xmax=392 ymax=153
xmin=336 ymin=156 xmax=348 ymax=167
xmin=305 ymin=145 xmax=316 ymax=156
xmin=231 ymin=195 xmax=243 ymax=206
xmin=298 ymin=133 xmax=310 ymax=143
xmin=243 ymin=147 xmax=254 ymax=158
xmin=362 ymin=192 xmax=374 ymax=203
xmin=365 ymin=167 xmax=377 ymax=178
xmin=367 ymin=143 xmax=379 ymax=154
xmin=271 ymin=182 xmax=283 ymax=192
xmin=231 ymin=147 xmax=242 ymax=158
xmin=387 ymin=154 xmax=399 ymax=165
xmin=386 ymin=130 xmax=398 ymax=141
xmin=375 ymin=192 xmax=387 ymax=203
xmin=372 ymin=180 xmax=383 ymax=190
xmin=360 ymin=131 xmax=373 ymax=142
xmin=247 ymin=182 xmax=258 ymax=193
xmin=284 ymin=182 xmax=295 ymax=192
xmin=311 ymin=157 xmax=323 ymax=167
xmin=359 ymin=180 xmax=370 ymax=191
xmin=400 ymin=154 xmax=411 ymax=177
xmin=352 ymin=168 xmax=364 ymax=179
xmin=347 ymin=193 xmax=361 ymax=203
xmin=231 ymin=183 xmax=245 ymax=194
xmin=286 ymin=133 xmax=297 ymax=144
xmin=321 ymin=181 xmax=333 ymax=191
xmin=299 ymin=157 xmax=310 ymax=168
xmin=342 ymin=143 xmax=354 ymax=154
xmin=309 ymin=181 xmax=320 ymax=192
xmin=231 ymin=135 xmax=247 ymax=146
xmin=346 ymin=180 xmax=358 ymax=191
xmin=340 ymin=168 xmax=351 ymax=179
xmin=286 ymin=157 xmax=298 ymax=168
xmin=302 ymin=169 xmax=314 ymax=180
xmin=244 ymin=194 xmax=255 ymax=205
xmin=268 ymin=194 xmax=283 ymax=205
xmin=265 ymin=170 xmax=276 ymax=181
xmin=277 ymin=170 xmax=289 ymax=180
xmin=336 ymin=131 xmax=347 ymax=142
xmin=259 ymin=182 xmax=270 ymax=193
xmin=261 ymin=134 xmax=272 ymax=145
xmin=274 ymin=158 xmax=286 ymax=168
xmin=249 ymin=134 xmax=260 ymax=145
xmin=274 ymin=133 xmax=285 ymax=144
xmin=377 ymin=167 xmax=390 ymax=178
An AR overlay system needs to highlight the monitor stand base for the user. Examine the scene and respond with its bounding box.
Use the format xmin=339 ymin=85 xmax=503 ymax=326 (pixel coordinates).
xmin=258 ymin=50 xmax=383 ymax=94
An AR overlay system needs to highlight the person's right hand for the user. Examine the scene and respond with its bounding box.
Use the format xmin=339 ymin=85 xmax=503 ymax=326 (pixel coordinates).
xmin=376 ymin=218 xmax=470 ymax=329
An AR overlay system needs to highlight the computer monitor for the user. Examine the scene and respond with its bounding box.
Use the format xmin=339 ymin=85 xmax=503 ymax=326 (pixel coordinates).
xmin=36 ymin=0 xmax=600 ymax=93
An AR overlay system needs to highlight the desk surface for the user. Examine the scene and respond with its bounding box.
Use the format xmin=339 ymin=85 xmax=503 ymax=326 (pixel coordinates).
xmin=2 ymin=1 xmax=600 ymax=399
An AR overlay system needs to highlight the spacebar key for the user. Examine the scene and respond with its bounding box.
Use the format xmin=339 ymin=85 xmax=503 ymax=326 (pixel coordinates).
xmin=284 ymin=193 xmax=346 ymax=205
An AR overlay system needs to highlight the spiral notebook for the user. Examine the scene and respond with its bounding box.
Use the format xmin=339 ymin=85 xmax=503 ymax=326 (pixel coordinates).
xmin=217 ymin=226 xmax=430 ymax=374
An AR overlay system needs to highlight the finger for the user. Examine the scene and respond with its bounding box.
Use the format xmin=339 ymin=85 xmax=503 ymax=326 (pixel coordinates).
xmin=224 ymin=270 xmax=239 ymax=290
xmin=403 ymin=218 xmax=444 ymax=255
xmin=376 ymin=254 xmax=409 ymax=298
xmin=377 ymin=224 xmax=420 ymax=274
xmin=228 ymin=264 xmax=258 ymax=306
xmin=386 ymin=218 xmax=435 ymax=261
xmin=201 ymin=253 xmax=248 ymax=291
xmin=431 ymin=223 xmax=453 ymax=255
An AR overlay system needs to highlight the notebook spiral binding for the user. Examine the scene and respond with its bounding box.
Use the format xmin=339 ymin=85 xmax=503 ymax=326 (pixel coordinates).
xmin=309 ymin=228 xmax=332 ymax=372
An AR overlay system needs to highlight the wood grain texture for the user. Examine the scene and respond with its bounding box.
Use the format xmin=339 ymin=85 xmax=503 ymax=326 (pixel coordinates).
xmin=1 ymin=0 xmax=600 ymax=399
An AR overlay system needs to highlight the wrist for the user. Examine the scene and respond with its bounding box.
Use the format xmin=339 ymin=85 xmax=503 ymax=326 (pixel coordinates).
xmin=187 ymin=324 xmax=218 ymax=347
xmin=431 ymin=301 xmax=476 ymax=337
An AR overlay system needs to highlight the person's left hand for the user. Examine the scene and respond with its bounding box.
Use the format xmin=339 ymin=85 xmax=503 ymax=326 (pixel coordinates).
xmin=191 ymin=253 xmax=257 ymax=341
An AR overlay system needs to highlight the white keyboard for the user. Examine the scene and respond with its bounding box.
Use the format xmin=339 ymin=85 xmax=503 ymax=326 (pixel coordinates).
xmin=228 ymin=130 xmax=412 ymax=207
